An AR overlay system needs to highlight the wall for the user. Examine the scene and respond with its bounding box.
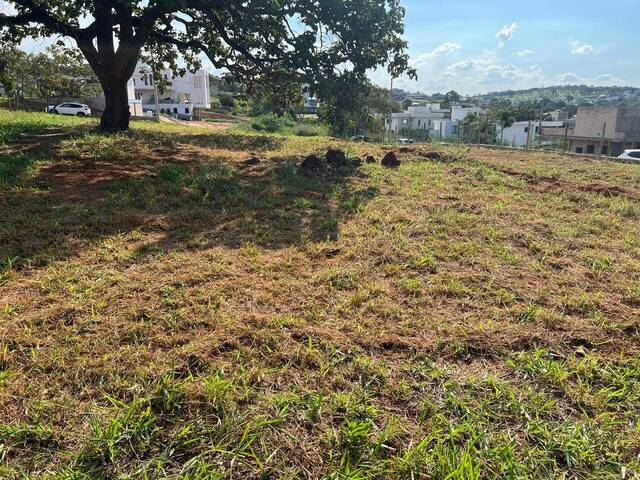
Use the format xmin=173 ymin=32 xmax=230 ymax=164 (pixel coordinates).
xmin=615 ymin=108 xmax=640 ymax=139
xmin=573 ymin=107 xmax=621 ymax=140
xmin=451 ymin=106 xmax=480 ymax=122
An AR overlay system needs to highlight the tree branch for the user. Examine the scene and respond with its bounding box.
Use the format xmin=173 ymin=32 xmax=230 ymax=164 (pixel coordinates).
xmin=6 ymin=0 xmax=80 ymax=37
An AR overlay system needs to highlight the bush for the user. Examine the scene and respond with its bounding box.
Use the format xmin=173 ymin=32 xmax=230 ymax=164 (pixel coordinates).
xmin=250 ymin=114 xmax=293 ymax=133
xmin=218 ymin=93 xmax=236 ymax=108
xmin=295 ymin=126 xmax=321 ymax=137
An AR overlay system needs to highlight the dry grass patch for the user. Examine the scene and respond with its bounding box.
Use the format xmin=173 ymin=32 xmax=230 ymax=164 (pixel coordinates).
xmin=1 ymin=111 xmax=639 ymax=478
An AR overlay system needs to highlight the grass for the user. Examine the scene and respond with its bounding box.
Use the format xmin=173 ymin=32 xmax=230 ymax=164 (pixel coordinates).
xmin=1 ymin=109 xmax=640 ymax=478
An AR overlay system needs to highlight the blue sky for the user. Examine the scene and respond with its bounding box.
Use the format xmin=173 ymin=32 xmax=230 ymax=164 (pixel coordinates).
xmin=369 ymin=0 xmax=640 ymax=94
xmin=4 ymin=0 xmax=638 ymax=95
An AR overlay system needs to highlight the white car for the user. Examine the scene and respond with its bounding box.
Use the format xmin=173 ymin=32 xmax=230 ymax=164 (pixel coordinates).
xmin=618 ymin=150 xmax=640 ymax=162
xmin=397 ymin=138 xmax=416 ymax=145
xmin=50 ymin=103 xmax=92 ymax=116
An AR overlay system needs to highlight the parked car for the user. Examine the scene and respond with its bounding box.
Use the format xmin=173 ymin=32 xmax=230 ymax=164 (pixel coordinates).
xmin=350 ymin=135 xmax=371 ymax=143
xmin=49 ymin=103 xmax=92 ymax=116
xmin=397 ymin=138 xmax=416 ymax=145
xmin=618 ymin=150 xmax=640 ymax=162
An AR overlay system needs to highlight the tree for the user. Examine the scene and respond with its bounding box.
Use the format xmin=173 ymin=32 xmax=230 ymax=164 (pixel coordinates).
xmin=496 ymin=110 xmax=515 ymax=145
xmin=441 ymin=89 xmax=460 ymax=109
xmin=0 ymin=45 xmax=98 ymax=110
xmin=1 ymin=0 xmax=414 ymax=132
xmin=218 ymin=92 xmax=236 ymax=109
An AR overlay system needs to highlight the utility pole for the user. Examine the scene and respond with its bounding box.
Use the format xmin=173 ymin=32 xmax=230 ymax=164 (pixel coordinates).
xmin=526 ymin=120 xmax=532 ymax=149
xmin=475 ymin=98 xmax=481 ymax=146
xmin=153 ymin=72 xmax=160 ymax=122
xmin=563 ymin=123 xmax=569 ymax=153
xmin=537 ymin=104 xmax=544 ymax=149
xmin=598 ymin=123 xmax=607 ymax=158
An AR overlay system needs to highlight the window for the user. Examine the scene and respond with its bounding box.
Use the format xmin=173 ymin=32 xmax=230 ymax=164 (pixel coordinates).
xmin=417 ymin=119 xmax=421 ymax=126
xmin=452 ymin=125 xmax=459 ymax=134
xmin=629 ymin=151 xmax=640 ymax=159
xmin=535 ymin=126 xmax=540 ymax=134
xmin=601 ymin=145 xmax=608 ymax=155
xmin=575 ymin=147 xmax=583 ymax=154
xmin=587 ymin=145 xmax=595 ymax=154
xmin=524 ymin=127 xmax=529 ymax=133
xmin=402 ymin=119 xmax=408 ymax=125
xmin=173 ymin=108 xmax=178 ymax=113
xmin=185 ymin=107 xmax=189 ymax=114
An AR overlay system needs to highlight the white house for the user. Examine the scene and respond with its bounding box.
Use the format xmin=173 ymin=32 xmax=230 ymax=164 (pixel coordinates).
xmin=451 ymin=105 xmax=480 ymax=122
xmin=130 ymin=65 xmax=211 ymax=117
xmin=500 ymin=120 xmax=565 ymax=147
xmin=387 ymin=104 xmax=447 ymax=136
xmin=432 ymin=119 xmax=460 ymax=138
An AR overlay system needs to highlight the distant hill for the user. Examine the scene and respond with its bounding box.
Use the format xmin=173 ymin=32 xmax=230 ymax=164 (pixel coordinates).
xmin=480 ymin=85 xmax=640 ymax=109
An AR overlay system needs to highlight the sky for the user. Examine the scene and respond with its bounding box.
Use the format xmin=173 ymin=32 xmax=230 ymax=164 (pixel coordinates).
xmin=369 ymin=0 xmax=640 ymax=94
xmin=3 ymin=0 xmax=639 ymax=95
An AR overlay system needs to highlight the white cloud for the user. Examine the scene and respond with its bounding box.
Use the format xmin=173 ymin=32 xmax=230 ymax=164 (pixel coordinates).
xmin=410 ymin=42 xmax=462 ymax=67
xmin=479 ymin=64 xmax=543 ymax=84
xmin=444 ymin=57 xmax=489 ymax=76
xmin=515 ymin=50 xmax=536 ymax=57
xmin=496 ymin=22 xmax=517 ymax=48
xmin=432 ymin=42 xmax=462 ymax=56
xmin=558 ymin=73 xmax=583 ymax=84
xmin=570 ymin=41 xmax=594 ymax=55
xmin=557 ymin=72 xmax=625 ymax=86
xmin=0 ymin=1 xmax=18 ymax=15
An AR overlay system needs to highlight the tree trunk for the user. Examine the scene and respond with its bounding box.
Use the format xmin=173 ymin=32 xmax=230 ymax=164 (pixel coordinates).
xmin=100 ymin=78 xmax=131 ymax=131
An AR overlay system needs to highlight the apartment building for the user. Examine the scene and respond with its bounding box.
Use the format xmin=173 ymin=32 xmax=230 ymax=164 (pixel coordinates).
xmin=130 ymin=65 xmax=211 ymax=117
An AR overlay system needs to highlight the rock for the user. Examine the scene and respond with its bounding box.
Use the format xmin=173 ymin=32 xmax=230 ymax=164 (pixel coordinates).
xmin=300 ymin=154 xmax=325 ymax=174
xmin=365 ymin=155 xmax=376 ymax=164
xmin=420 ymin=151 xmax=443 ymax=160
xmin=351 ymin=157 xmax=363 ymax=167
xmin=242 ymin=156 xmax=261 ymax=166
xmin=398 ymin=146 xmax=413 ymax=153
xmin=326 ymin=148 xmax=348 ymax=167
xmin=381 ymin=151 xmax=401 ymax=168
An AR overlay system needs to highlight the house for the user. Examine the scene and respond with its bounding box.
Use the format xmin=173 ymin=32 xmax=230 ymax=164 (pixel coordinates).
xmin=432 ymin=119 xmax=460 ymax=138
xmin=500 ymin=120 xmax=565 ymax=148
xmin=302 ymin=85 xmax=319 ymax=114
xmin=451 ymin=105 xmax=480 ymax=122
xmin=386 ymin=104 xmax=447 ymax=136
xmin=130 ymin=65 xmax=211 ymax=117
xmin=567 ymin=107 xmax=640 ymax=156
xmin=548 ymin=110 xmax=569 ymax=122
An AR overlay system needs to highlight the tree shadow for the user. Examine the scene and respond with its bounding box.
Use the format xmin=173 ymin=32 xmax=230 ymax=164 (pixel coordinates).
xmin=0 ymin=144 xmax=378 ymax=270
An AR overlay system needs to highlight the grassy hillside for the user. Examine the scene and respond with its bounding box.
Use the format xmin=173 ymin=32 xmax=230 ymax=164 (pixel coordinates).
xmin=1 ymin=110 xmax=639 ymax=479
xmin=482 ymin=85 xmax=640 ymax=108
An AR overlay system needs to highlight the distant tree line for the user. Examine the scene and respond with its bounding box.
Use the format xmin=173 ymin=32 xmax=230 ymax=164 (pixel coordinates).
xmin=0 ymin=45 xmax=99 ymax=110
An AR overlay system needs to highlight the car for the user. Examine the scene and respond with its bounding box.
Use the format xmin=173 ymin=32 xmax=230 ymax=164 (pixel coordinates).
xmin=618 ymin=149 xmax=640 ymax=161
xmin=397 ymin=138 xmax=416 ymax=145
xmin=50 ymin=103 xmax=92 ymax=116
xmin=350 ymin=135 xmax=371 ymax=143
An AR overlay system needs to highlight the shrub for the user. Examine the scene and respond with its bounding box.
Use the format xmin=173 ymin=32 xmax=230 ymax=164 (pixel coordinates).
xmin=295 ymin=126 xmax=321 ymax=137
xmin=218 ymin=93 xmax=236 ymax=108
xmin=250 ymin=114 xmax=293 ymax=133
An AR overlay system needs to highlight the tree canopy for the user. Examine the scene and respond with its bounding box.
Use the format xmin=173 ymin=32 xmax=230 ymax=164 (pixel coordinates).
xmin=1 ymin=0 xmax=415 ymax=131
